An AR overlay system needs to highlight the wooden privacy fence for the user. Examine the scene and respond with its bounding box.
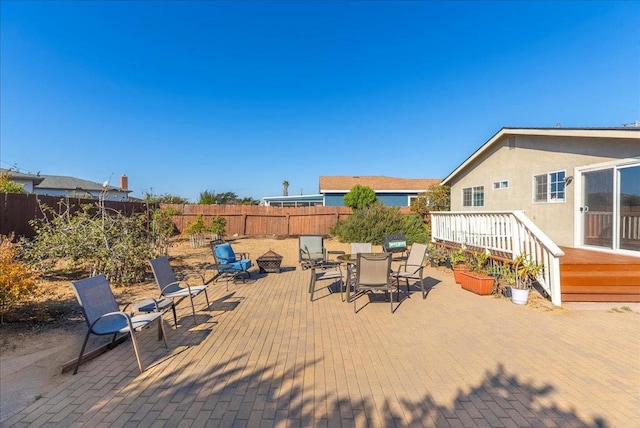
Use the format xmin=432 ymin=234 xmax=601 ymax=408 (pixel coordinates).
xmin=162 ymin=204 xmax=356 ymax=236
xmin=0 ymin=193 xmax=153 ymax=239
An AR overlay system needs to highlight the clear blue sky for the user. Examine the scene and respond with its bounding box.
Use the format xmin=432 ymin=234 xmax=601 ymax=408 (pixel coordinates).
xmin=1 ymin=1 xmax=638 ymax=201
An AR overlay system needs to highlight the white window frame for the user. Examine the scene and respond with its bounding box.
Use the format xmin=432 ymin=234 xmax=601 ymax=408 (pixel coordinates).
xmin=462 ymin=186 xmax=484 ymax=207
xmin=533 ymin=170 xmax=566 ymax=203
xmin=493 ymin=180 xmax=509 ymax=190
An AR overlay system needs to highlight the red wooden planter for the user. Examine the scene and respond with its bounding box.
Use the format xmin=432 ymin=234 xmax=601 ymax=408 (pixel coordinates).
xmin=452 ymin=264 xmax=469 ymax=284
xmin=459 ymin=271 xmax=494 ymax=295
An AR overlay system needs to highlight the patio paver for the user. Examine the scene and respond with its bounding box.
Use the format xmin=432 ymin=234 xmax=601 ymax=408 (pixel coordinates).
xmin=3 ymin=265 xmax=639 ymax=427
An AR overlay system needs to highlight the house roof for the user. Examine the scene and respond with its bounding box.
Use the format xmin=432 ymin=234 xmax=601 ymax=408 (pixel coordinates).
xmin=319 ymin=176 xmax=441 ymax=193
xmin=1 ymin=168 xmax=45 ymax=185
xmin=37 ymin=175 xmax=128 ymax=193
xmin=441 ymin=127 xmax=640 ymax=186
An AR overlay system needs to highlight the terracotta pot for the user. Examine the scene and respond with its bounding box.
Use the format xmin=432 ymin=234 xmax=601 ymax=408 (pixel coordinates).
xmin=452 ymin=264 xmax=469 ymax=284
xmin=459 ymin=271 xmax=494 ymax=295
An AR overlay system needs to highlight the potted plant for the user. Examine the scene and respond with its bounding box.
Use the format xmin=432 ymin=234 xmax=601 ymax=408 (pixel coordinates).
xmin=459 ymin=250 xmax=494 ymax=295
xmin=509 ymin=254 xmax=544 ymax=305
xmin=428 ymin=244 xmax=450 ymax=268
xmin=451 ymin=248 xmax=469 ymax=284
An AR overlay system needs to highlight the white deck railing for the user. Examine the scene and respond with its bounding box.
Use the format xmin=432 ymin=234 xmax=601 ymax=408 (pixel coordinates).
xmin=430 ymin=211 xmax=565 ymax=306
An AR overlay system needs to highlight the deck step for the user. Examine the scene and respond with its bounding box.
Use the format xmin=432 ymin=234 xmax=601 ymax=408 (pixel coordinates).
xmin=560 ymin=270 xmax=640 ymax=287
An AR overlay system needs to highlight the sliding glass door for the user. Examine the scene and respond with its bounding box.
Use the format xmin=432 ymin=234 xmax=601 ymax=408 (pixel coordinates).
xmin=581 ymin=163 xmax=640 ymax=253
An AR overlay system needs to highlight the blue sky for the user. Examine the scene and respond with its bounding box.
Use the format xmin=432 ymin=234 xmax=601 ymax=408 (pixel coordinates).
xmin=1 ymin=1 xmax=638 ymax=201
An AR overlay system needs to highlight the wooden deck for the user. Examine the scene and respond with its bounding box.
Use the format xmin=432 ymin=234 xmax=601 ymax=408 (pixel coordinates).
xmin=560 ymin=247 xmax=640 ymax=303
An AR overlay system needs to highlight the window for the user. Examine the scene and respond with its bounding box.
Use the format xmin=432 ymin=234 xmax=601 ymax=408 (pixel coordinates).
xmin=533 ymin=171 xmax=565 ymax=202
xmin=462 ymin=186 xmax=484 ymax=207
xmin=493 ymin=180 xmax=509 ymax=190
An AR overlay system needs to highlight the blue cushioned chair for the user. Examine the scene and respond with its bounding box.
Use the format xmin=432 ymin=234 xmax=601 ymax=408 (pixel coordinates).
xmin=210 ymin=241 xmax=252 ymax=289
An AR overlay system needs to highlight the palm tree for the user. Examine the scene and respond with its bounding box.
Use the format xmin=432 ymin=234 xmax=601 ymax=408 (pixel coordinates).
xmin=282 ymin=180 xmax=289 ymax=196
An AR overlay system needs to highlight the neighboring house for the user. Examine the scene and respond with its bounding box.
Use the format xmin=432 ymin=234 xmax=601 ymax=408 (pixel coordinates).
xmin=441 ymin=127 xmax=640 ymax=254
xmin=1 ymin=169 xmax=44 ymax=192
xmin=261 ymin=176 xmax=440 ymax=207
xmin=2 ymin=169 xmax=131 ymax=201
xmin=320 ymin=176 xmax=441 ymax=207
xmin=261 ymin=194 xmax=324 ymax=207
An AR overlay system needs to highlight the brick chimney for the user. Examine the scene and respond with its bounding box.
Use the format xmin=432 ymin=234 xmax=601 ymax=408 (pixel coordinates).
xmin=120 ymin=174 xmax=128 ymax=191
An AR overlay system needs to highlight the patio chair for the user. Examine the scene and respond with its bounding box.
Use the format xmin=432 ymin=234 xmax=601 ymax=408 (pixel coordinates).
xmin=71 ymin=274 xmax=167 ymax=375
xmin=299 ymin=235 xmax=327 ymax=269
xmin=391 ymin=242 xmax=428 ymax=299
xmin=353 ymin=252 xmax=395 ymax=313
xmin=309 ymin=263 xmax=343 ymax=302
xmin=149 ymin=256 xmax=210 ymax=324
xmin=350 ymin=242 xmax=372 ymax=255
xmin=210 ymin=240 xmax=252 ymax=289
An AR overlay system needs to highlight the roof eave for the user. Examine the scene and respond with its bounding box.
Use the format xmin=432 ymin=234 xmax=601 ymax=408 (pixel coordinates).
xmin=441 ymin=127 xmax=640 ymax=186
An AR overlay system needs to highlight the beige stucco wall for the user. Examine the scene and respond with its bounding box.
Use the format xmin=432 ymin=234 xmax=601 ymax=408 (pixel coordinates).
xmin=448 ymin=134 xmax=640 ymax=247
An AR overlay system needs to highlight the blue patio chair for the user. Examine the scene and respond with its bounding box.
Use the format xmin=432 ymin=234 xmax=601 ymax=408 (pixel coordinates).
xmin=210 ymin=241 xmax=252 ymax=289
xmin=71 ymin=274 xmax=168 ymax=374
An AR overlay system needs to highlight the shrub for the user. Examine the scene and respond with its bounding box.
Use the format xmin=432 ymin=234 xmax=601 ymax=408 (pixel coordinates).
xmin=184 ymin=214 xmax=226 ymax=248
xmin=331 ymin=203 xmax=428 ymax=245
xmin=25 ymin=201 xmax=158 ymax=285
xmin=0 ymin=235 xmax=40 ymax=321
xmin=152 ymin=206 xmax=181 ymax=255
xmin=0 ymin=173 xmax=26 ymax=193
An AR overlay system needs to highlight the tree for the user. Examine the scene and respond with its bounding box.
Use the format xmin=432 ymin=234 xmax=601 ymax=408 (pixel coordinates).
xmin=410 ymin=184 xmax=450 ymax=237
xmin=343 ymin=184 xmax=377 ymax=210
xmin=282 ymin=180 xmax=289 ymax=196
xmin=199 ymin=190 xmax=257 ymax=205
xmin=144 ymin=192 xmax=189 ymax=204
xmin=0 ymin=173 xmax=26 ymax=193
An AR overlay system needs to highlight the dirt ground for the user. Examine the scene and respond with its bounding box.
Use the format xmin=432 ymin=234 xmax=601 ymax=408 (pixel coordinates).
xmin=0 ymin=236 xmax=556 ymax=422
xmin=0 ymin=236 xmax=356 ymax=422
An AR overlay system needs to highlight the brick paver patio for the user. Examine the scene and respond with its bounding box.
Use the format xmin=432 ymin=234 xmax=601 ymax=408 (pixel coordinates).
xmin=4 ymin=264 xmax=639 ymax=427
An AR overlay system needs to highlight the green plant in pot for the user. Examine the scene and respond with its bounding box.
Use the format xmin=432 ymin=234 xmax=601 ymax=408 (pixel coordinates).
xmin=428 ymin=244 xmax=450 ymax=268
xmin=451 ymin=248 xmax=469 ymax=284
xmin=459 ymin=250 xmax=494 ymax=295
xmin=510 ymin=254 xmax=544 ymax=305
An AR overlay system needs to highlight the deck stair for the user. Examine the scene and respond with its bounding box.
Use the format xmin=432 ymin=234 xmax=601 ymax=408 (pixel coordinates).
xmin=560 ymin=248 xmax=640 ymax=302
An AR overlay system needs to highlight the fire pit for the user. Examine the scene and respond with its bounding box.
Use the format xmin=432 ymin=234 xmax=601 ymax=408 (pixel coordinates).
xmin=256 ymin=250 xmax=283 ymax=273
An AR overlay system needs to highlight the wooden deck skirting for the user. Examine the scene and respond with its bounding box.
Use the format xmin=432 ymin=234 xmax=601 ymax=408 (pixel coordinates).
xmin=559 ymin=247 xmax=640 ymax=303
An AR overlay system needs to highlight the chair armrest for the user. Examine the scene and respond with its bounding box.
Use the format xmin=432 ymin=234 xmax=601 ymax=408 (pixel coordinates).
xmin=160 ymin=280 xmax=196 ymax=295
xmin=129 ymin=297 xmax=162 ymax=315
xmin=182 ymin=272 xmax=205 ymax=283
xmin=89 ymin=311 xmax=131 ymax=332
xmin=236 ymin=252 xmax=250 ymax=260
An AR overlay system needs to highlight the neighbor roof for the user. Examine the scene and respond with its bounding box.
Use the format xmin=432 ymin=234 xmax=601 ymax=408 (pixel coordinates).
xmin=319 ymin=176 xmax=440 ymax=192
xmin=1 ymin=168 xmax=45 ymax=185
xmin=37 ymin=175 xmax=128 ymax=192
xmin=441 ymin=127 xmax=640 ymax=186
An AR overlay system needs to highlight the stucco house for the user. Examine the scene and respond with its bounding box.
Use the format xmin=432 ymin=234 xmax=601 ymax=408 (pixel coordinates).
xmin=2 ymin=169 xmax=131 ymax=201
xmin=440 ymin=127 xmax=640 ymax=254
xmin=320 ymin=176 xmax=441 ymax=207
xmin=433 ymin=127 xmax=640 ymax=306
